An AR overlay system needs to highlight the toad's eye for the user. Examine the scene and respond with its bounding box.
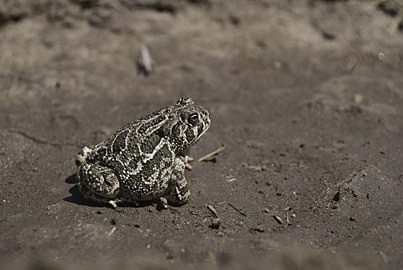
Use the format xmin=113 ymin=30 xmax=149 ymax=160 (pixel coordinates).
xmin=188 ymin=113 xmax=199 ymax=125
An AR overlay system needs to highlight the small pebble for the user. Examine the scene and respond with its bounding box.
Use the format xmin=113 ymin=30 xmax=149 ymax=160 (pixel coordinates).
xmin=110 ymin=218 xmax=117 ymax=225
xmin=209 ymin=218 xmax=221 ymax=229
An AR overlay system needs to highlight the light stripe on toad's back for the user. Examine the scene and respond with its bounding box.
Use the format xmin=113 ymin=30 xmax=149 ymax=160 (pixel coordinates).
xmin=111 ymin=129 xmax=129 ymax=154
xmin=76 ymin=98 xmax=211 ymax=207
xmin=124 ymin=136 xmax=165 ymax=176
xmin=120 ymin=143 xmax=174 ymax=200
xmin=137 ymin=114 xmax=167 ymax=136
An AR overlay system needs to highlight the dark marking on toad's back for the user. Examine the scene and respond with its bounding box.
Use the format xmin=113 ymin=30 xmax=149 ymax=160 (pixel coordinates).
xmin=75 ymin=98 xmax=211 ymax=208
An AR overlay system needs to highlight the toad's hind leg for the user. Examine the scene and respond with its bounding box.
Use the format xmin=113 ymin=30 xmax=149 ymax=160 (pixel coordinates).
xmin=77 ymin=163 xmax=121 ymax=208
xmin=163 ymin=156 xmax=190 ymax=206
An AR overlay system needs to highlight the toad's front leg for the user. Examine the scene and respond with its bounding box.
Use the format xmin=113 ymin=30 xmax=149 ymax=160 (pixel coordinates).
xmin=163 ymin=156 xmax=190 ymax=206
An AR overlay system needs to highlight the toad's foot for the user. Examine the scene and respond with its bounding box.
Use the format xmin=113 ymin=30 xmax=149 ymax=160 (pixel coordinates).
xmin=108 ymin=200 xmax=118 ymax=209
xmin=78 ymin=182 xmax=121 ymax=209
xmin=185 ymin=156 xmax=193 ymax=170
xmin=157 ymin=197 xmax=168 ymax=210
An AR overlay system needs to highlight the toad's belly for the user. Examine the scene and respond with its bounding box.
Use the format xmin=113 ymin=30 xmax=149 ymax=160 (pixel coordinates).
xmin=119 ymin=168 xmax=173 ymax=201
xmin=116 ymin=155 xmax=175 ymax=201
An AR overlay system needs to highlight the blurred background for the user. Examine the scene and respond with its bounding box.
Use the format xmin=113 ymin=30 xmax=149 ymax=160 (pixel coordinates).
xmin=0 ymin=0 xmax=402 ymax=269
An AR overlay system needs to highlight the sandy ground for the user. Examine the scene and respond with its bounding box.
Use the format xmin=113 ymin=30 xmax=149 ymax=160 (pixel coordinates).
xmin=1 ymin=0 xmax=403 ymax=269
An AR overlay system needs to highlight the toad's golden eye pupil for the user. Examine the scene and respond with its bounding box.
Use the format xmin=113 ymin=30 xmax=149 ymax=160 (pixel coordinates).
xmin=188 ymin=113 xmax=198 ymax=124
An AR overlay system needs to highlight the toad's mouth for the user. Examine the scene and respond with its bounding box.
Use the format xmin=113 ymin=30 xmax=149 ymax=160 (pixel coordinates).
xmin=195 ymin=125 xmax=209 ymax=143
xmin=196 ymin=119 xmax=211 ymax=141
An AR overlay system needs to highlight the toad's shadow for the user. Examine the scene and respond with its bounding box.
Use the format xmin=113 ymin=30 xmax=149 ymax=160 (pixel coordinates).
xmin=63 ymin=173 xmax=153 ymax=208
xmin=63 ymin=174 xmax=94 ymax=206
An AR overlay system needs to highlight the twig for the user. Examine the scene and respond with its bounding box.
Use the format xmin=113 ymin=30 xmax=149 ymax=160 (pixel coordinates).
xmin=228 ymin=202 xmax=247 ymax=216
xmin=273 ymin=215 xmax=283 ymax=224
xmin=106 ymin=227 xmax=116 ymax=237
xmin=137 ymin=44 xmax=153 ymax=76
xmin=198 ymin=144 xmax=226 ymax=162
xmin=206 ymin=204 xmax=219 ymax=218
xmin=208 ymin=250 xmax=217 ymax=266
xmin=225 ymin=175 xmax=237 ymax=182
xmin=378 ymin=251 xmax=388 ymax=263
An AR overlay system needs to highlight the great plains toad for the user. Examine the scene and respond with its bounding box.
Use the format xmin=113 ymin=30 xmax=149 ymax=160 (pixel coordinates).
xmin=75 ymin=98 xmax=211 ymax=208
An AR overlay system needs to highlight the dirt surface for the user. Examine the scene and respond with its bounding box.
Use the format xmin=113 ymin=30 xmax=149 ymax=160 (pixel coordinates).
xmin=1 ymin=0 xmax=403 ymax=269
